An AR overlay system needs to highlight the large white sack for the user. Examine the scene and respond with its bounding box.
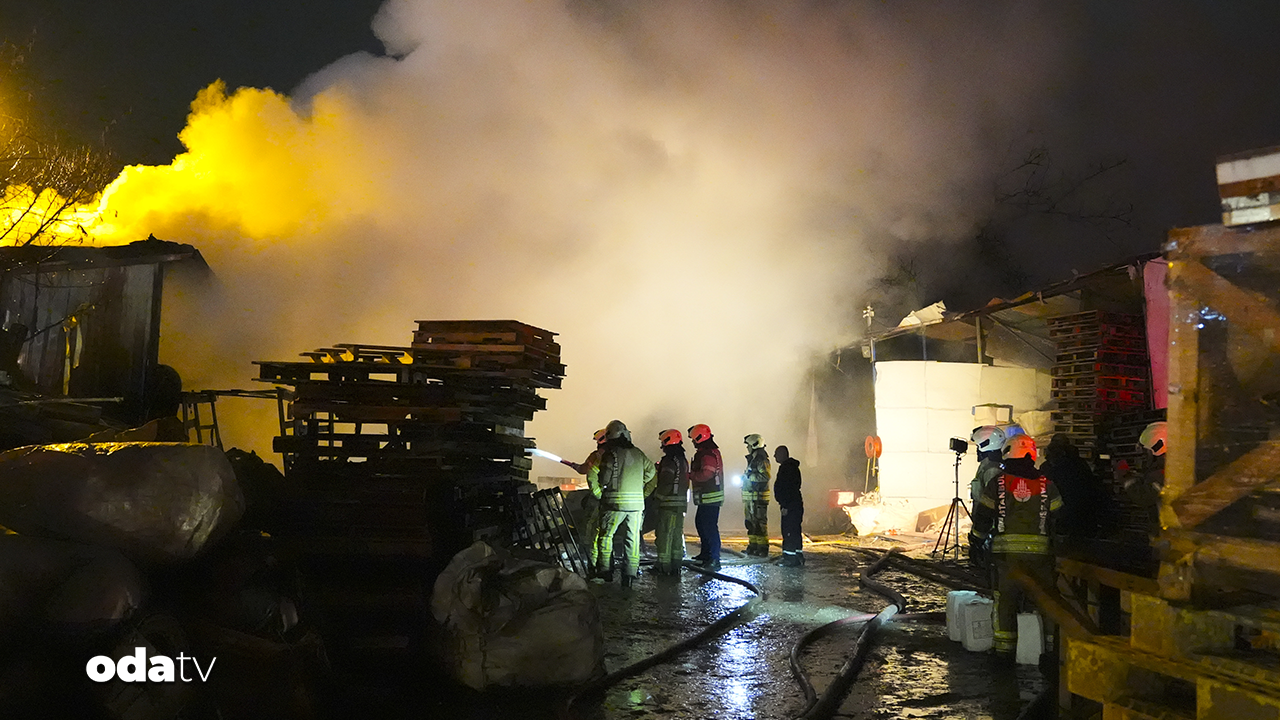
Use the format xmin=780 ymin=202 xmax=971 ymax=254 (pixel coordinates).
xmin=0 ymin=534 xmax=145 ymax=635
xmin=432 ymin=541 xmax=604 ymax=689
xmin=0 ymin=442 xmax=243 ymax=564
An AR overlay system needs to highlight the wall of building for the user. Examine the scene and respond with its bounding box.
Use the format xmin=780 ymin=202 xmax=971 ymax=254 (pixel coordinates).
xmin=873 ymin=360 xmax=1051 ymax=529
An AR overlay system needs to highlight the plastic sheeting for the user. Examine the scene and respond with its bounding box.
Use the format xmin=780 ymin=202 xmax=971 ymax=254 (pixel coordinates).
xmin=0 ymin=534 xmax=144 ymax=635
xmin=0 ymin=442 xmax=243 ymax=564
xmin=431 ymin=541 xmax=604 ymax=689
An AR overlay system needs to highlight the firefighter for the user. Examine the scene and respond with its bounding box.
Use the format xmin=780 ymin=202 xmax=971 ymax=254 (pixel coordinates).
xmin=562 ymin=428 xmax=607 ymax=475
xmin=587 ymin=420 xmax=657 ymax=588
xmin=742 ymin=434 xmax=772 ymax=557
xmin=971 ymin=434 xmax=1063 ymax=660
xmin=564 ymin=429 xmax=607 ymax=565
xmin=967 ymin=425 xmax=1007 ymax=564
xmin=653 ymin=429 xmax=690 ymax=575
xmin=774 ymin=444 xmax=805 ymax=567
xmin=688 ymin=423 xmax=725 ymax=570
xmin=1124 ymin=421 xmax=1166 ymax=537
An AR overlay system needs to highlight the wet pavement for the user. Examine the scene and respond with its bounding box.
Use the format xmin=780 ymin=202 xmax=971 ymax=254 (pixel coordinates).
xmin=386 ymin=536 xmax=1047 ymax=720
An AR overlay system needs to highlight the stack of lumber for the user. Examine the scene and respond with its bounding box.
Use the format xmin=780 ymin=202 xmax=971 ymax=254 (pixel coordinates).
xmin=252 ymin=320 xmax=563 ymax=675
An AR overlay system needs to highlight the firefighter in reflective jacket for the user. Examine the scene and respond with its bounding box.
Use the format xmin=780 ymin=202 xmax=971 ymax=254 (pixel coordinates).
xmin=653 ymin=429 xmax=690 ymax=575
xmin=587 ymin=420 xmax=657 ymax=587
xmin=688 ymin=424 xmax=725 ymax=570
xmin=971 ymin=434 xmax=1063 ymax=659
xmin=742 ymin=434 xmax=772 ymax=557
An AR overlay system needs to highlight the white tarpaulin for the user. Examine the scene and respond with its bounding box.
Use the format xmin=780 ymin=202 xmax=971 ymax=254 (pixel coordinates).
xmin=873 ymin=361 xmax=1050 ymax=527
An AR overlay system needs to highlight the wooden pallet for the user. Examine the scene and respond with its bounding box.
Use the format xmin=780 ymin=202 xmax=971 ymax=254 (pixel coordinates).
xmin=1053 ymin=361 xmax=1150 ymax=378
xmin=1053 ymin=375 xmax=1149 ymax=391
xmin=1053 ymin=386 xmax=1148 ymax=403
xmin=1056 ymin=334 xmax=1149 ymax=352
xmin=1047 ymin=310 xmax=1145 ymax=331
xmin=1057 ymin=347 xmax=1151 ymax=365
xmin=413 ymin=319 xmax=559 ymax=353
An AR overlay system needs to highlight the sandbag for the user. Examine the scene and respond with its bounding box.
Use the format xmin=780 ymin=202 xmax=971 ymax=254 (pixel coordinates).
xmin=431 ymin=541 xmax=604 ymax=689
xmin=0 ymin=534 xmax=145 ymax=636
xmin=0 ymin=442 xmax=244 ymax=564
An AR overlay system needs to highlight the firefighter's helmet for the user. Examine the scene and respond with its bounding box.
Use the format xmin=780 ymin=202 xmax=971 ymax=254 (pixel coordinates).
xmin=659 ymin=429 xmax=682 ymax=447
xmin=970 ymin=425 xmax=1007 ymax=454
xmin=593 ymin=428 xmax=608 ymax=445
xmin=688 ymin=424 xmax=713 ymax=444
xmin=604 ymin=420 xmax=630 ymax=441
xmin=1140 ymin=421 xmax=1167 ymax=457
xmin=744 ymin=433 xmax=764 ymax=451
xmin=1001 ymin=433 xmax=1037 ymax=462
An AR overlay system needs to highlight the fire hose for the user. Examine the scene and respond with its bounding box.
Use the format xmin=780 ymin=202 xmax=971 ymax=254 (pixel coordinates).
xmin=561 ymin=561 xmax=765 ymax=719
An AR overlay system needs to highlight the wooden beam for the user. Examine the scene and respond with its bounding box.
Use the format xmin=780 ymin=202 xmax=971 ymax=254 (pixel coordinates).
xmin=1171 ymin=261 xmax=1280 ymax=355
xmin=1163 ymin=529 xmax=1280 ymax=583
xmin=1167 ymin=223 xmax=1280 ymax=260
xmin=1007 ymin=565 xmax=1102 ymax=638
xmin=1169 ymin=440 xmax=1280 ymax=528
xmin=1056 ymin=557 xmax=1161 ymax=596
xmin=1163 ymin=258 xmax=1201 ymax=505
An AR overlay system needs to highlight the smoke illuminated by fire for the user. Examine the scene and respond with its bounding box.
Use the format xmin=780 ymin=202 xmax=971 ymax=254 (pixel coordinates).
xmin=7 ymin=1 xmax=1068 ymax=476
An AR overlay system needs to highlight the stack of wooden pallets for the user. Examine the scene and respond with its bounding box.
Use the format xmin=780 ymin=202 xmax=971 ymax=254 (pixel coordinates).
xmin=1048 ymin=310 xmax=1151 ymax=459
xmin=252 ymin=319 xmax=564 ymax=675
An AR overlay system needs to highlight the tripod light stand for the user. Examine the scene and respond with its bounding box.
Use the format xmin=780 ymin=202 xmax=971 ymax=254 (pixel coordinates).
xmin=931 ymin=439 xmax=970 ymax=559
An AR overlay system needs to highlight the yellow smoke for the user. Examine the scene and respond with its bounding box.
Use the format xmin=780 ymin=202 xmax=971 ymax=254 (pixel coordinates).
xmin=4 ymin=1 xmax=1068 ymax=477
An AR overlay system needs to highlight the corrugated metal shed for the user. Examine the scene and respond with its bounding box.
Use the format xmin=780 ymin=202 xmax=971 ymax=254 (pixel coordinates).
xmin=0 ymin=236 xmax=208 ymax=423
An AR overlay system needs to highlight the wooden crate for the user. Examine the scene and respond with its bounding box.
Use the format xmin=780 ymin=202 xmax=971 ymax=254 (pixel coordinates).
xmin=1160 ymin=223 xmax=1280 ymax=603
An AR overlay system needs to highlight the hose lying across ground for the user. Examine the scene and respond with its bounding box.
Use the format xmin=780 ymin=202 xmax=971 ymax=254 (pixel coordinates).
xmin=787 ymin=548 xmax=949 ymax=720
xmin=561 ymin=560 xmax=765 ymax=718
xmin=564 ymin=545 xmax=958 ymax=720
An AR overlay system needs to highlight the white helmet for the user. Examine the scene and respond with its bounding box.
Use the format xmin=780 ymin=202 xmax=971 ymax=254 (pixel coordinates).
xmin=970 ymin=425 xmax=1007 ymax=454
xmin=1139 ymin=422 xmax=1167 ymax=457
xmin=744 ymin=434 xmax=764 ymax=452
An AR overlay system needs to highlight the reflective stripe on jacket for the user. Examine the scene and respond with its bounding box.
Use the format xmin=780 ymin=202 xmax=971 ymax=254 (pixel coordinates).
xmin=689 ymin=440 xmax=724 ymax=506
xmin=588 ymin=441 xmax=657 ymax=511
xmin=655 ymin=445 xmax=690 ymax=511
xmin=972 ymin=471 xmax=1063 ymax=556
xmin=742 ymin=448 xmax=772 ymax=503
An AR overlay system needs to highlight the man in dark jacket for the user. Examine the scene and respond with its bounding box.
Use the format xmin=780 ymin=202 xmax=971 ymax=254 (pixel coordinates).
xmin=773 ymin=445 xmax=805 ymax=567
xmin=653 ymin=429 xmax=690 ymax=575
xmin=1040 ymin=434 xmax=1106 ymax=543
xmin=687 ymin=423 xmax=724 ymax=570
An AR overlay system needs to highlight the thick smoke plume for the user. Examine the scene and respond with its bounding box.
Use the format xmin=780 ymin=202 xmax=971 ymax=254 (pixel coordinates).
xmin=87 ymin=0 xmax=1065 ymax=474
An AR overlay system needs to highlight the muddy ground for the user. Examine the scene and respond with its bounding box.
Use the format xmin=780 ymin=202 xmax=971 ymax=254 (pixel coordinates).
xmin=362 ymin=535 xmax=1048 ymax=720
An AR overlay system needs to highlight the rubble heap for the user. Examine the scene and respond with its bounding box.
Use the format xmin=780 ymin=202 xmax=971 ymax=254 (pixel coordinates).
xmin=253 ymin=319 xmax=564 ymax=675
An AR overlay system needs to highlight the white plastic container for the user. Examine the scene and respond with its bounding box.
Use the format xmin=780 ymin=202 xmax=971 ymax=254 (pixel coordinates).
xmin=1016 ymin=612 xmax=1044 ymax=665
xmin=946 ymin=590 xmax=978 ymax=641
xmin=959 ymin=596 xmax=994 ymax=652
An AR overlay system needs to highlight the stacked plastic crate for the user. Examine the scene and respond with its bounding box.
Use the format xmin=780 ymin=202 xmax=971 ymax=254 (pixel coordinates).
xmin=1048 ymin=311 xmax=1150 ymax=461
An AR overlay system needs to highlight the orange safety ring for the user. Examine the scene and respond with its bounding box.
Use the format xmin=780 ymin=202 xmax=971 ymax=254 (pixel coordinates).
xmin=864 ymin=435 xmax=883 ymax=459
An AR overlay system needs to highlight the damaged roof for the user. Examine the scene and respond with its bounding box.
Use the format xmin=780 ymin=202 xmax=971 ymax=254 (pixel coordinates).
xmin=0 ymin=235 xmax=207 ymax=271
xmin=867 ymin=253 xmax=1161 ymax=368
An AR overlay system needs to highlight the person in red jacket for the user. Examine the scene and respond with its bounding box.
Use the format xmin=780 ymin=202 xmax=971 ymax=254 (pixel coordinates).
xmin=687 ymin=423 xmax=724 ymax=571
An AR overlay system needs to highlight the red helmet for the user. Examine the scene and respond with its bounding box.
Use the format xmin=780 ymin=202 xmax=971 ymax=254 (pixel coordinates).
xmin=593 ymin=428 xmax=607 ymax=446
xmin=659 ymin=429 xmax=682 ymax=447
xmin=688 ymin=424 xmax=712 ymax=444
xmin=1001 ymin=434 xmax=1037 ymax=462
